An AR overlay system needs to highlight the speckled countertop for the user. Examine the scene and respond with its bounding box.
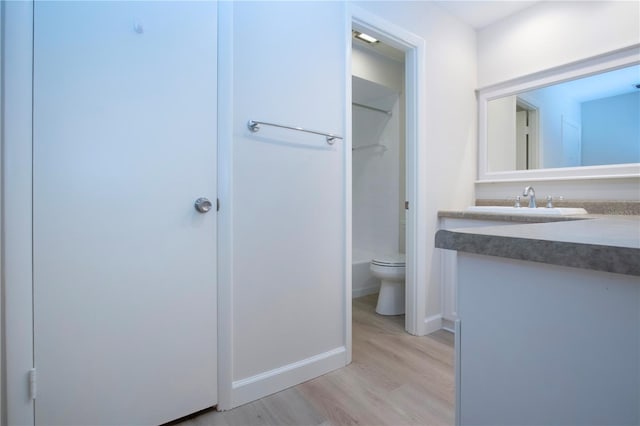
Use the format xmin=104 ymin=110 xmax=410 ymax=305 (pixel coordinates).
xmin=438 ymin=209 xmax=596 ymax=223
xmin=435 ymin=215 xmax=640 ymax=277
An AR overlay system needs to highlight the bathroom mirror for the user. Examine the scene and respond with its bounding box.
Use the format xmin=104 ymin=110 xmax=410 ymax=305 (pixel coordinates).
xmin=478 ymin=45 xmax=640 ymax=181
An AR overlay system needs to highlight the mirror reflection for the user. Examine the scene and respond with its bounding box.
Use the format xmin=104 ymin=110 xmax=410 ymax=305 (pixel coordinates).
xmin=487 ymin=64 xmax=640 ymax=172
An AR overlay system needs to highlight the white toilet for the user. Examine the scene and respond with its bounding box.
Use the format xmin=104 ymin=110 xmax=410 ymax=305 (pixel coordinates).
xmin=370 ymin=253 xmax=406 ymax=315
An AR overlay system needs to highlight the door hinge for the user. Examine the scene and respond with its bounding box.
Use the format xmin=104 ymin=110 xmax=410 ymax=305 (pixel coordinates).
xmin=405 ymin=201 xmax=409 ymax=210
xmin=217 ymin=198 xmax=220 ymax=212
xmin=29 ymin=368 xmax=37 ymax=400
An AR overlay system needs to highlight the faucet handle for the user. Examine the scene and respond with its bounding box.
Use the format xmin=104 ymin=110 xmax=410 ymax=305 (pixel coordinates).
xmin=514 ymin=195 xmax=521 ymax=208
xmin=546 ymin=195 xmax=565 ymax=208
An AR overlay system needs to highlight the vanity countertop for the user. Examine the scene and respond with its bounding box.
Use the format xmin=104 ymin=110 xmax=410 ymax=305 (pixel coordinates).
xmin=435 ymin=215 xmax=640 ymax=276
xmin=437 ymin=209 xmax=597 ymax=223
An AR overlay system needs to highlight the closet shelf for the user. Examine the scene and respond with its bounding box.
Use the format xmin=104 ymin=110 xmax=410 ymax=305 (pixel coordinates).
xmin=352 ymin=143 xmax=388 ymax=152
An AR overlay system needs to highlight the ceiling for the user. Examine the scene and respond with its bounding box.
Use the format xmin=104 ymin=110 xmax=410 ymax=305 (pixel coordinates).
xmin=352 ymin=1 xmax=542 ymax=62
xmin=434 ymin=1 xmax=540 ymax=30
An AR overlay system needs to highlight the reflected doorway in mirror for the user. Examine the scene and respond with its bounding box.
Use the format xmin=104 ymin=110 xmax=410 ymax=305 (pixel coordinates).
xmin=515 ymin=98 xmax=539 ymax=170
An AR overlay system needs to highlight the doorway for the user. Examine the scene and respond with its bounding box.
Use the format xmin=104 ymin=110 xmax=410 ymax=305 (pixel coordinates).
xmin=350 ymin=8 xmax=427 ymax=337
xmin=515 ymin=98 xmax=539 ymax=170
xmin=351 ymin=34 xmax=407 ymax=323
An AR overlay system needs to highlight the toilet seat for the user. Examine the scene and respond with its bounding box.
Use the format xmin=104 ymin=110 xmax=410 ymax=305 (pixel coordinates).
xmin=371 ymin=253 xmax=406 ymax=267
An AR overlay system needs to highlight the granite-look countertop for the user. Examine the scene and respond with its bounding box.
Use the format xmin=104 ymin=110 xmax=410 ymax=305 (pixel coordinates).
xmin=438 ymin=209 xmax=596 ymax=223
xmin=435 ymin=215 xmax=640 ymax=276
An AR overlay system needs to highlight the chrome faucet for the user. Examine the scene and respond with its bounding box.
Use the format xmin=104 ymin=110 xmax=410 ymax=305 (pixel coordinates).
xmin=523 ymin=186 xmax=537 ymax=208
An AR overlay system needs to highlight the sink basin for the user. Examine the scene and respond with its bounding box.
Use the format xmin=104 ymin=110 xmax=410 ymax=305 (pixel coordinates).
xmin=466 ymin=206 xmax=588 ymax=216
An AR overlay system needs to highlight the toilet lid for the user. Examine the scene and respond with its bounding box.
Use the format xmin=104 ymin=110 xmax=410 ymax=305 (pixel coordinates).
xmin=371 ymin=253 xmax=406 ymax=267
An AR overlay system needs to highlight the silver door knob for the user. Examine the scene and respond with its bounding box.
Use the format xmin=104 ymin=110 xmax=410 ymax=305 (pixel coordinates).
xmin=194 ymin=197 xmax=213 ymax=213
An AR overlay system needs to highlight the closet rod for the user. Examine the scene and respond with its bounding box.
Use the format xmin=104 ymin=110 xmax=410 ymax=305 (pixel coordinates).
xmin=352 ymin=102 xmax=392 ymax=116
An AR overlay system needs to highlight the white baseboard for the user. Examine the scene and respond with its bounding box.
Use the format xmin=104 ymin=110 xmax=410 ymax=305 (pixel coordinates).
xmin=423 ymin=314 xmax=443 ymax=335
xmin=442 ymin=318 xmax=455 ymax=333
xmin=230 ymin=347 xmax=347 ymax=409
xmin=352 ymin=285 xmax=379 ymax=298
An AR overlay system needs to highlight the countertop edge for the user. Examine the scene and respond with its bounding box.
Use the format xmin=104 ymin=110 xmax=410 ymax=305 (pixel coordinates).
xmin=437 ymin=210 xmax=594 ymax=223
xmin=435 ymin=228 xmax=640 ymax=277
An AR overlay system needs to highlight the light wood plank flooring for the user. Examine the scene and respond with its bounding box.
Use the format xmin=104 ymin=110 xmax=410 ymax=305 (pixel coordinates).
xmin=176 ymin=294 xmax=454 ymax=426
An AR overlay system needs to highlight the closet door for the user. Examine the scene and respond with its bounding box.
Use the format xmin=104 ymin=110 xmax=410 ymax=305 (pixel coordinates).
xmin=33 ymin=2 xmax=217 ymax=424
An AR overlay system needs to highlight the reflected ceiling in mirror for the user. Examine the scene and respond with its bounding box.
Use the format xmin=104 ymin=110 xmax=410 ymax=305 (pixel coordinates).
xmin=486 ymin=63 xmax=640 ymax=173
xmin=477 ymin=45 xmax=640 ymax=182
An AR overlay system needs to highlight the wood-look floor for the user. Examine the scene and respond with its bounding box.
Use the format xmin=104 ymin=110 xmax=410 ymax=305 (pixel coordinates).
xmin=176 ymin=294 xmax=454 ymax=426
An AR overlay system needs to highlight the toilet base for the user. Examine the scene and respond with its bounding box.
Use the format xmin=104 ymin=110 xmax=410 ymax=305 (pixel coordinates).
xmin=375 ymin=279 xmax=405 ymax=315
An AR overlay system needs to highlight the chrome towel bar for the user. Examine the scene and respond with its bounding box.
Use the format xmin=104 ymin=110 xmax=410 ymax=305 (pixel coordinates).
xmin=247 ymin=120 xmax=343 ymax=145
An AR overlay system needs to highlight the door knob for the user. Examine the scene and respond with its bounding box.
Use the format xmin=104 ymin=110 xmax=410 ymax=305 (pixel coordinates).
xmin=194 ymin=197 xmax=213 ymax=213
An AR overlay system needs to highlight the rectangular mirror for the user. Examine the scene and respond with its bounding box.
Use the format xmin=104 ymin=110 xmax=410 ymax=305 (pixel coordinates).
xmin=478 ymin=45 xmax=640 ymax=181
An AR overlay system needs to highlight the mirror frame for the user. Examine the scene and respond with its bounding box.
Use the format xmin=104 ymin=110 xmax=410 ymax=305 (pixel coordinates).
xmin=477 ymin=44 xmax=640 ymax=182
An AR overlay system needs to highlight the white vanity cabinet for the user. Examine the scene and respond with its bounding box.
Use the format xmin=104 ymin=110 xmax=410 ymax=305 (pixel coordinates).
xmin=438 ymin=216 xmax=521 ymax=329
xmin=436 ymin=216 xmax=640 ymax=426
xmin=456 ymin=253 xmax=640 ymax=425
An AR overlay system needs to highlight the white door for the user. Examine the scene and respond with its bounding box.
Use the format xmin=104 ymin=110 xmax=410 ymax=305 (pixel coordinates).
xmin=32 ymin=2 xmax=218 ymax=424
xmin=222 ymin=1 xmax=348 ymax=407
xmin=562 ymin=115 xmax=582 ymax=167
xmin=516 ymin=110 xmax=528 ymax=170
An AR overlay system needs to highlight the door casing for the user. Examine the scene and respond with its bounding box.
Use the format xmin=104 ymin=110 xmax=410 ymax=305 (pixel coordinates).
xmin=350 ymin=5 xmax=429 ymax=336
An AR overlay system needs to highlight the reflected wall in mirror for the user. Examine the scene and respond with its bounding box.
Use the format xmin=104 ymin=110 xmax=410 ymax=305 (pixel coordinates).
xmin=487 ymin=63 xmax=640 ymax=172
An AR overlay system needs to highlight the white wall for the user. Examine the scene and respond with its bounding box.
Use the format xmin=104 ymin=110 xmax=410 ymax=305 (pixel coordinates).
xmin=476 ymin=1 xmax=640 ymax=201
xmin=582 ymin=92 xmax=640 ymax=166
xmin=486 ymin=96 xmax=516 ymax=172
xmin=355 ymin=1 xmax=477 ymax=329
xmin=222 ymin=1 xmax=348 ymax=408
xmin=478 ymin=1 xmax=640 ymax=88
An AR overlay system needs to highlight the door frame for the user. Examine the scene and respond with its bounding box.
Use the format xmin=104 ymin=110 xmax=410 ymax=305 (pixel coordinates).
xmin=2 ymin=1 xmax=36 ymax=424
xmin=349 ymin=5 xmax=428 ymax=336
xmin=215 ymin=0 xmax=233 ymax=411
xmin=516 ymin=98 xmax=540 ymax=169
